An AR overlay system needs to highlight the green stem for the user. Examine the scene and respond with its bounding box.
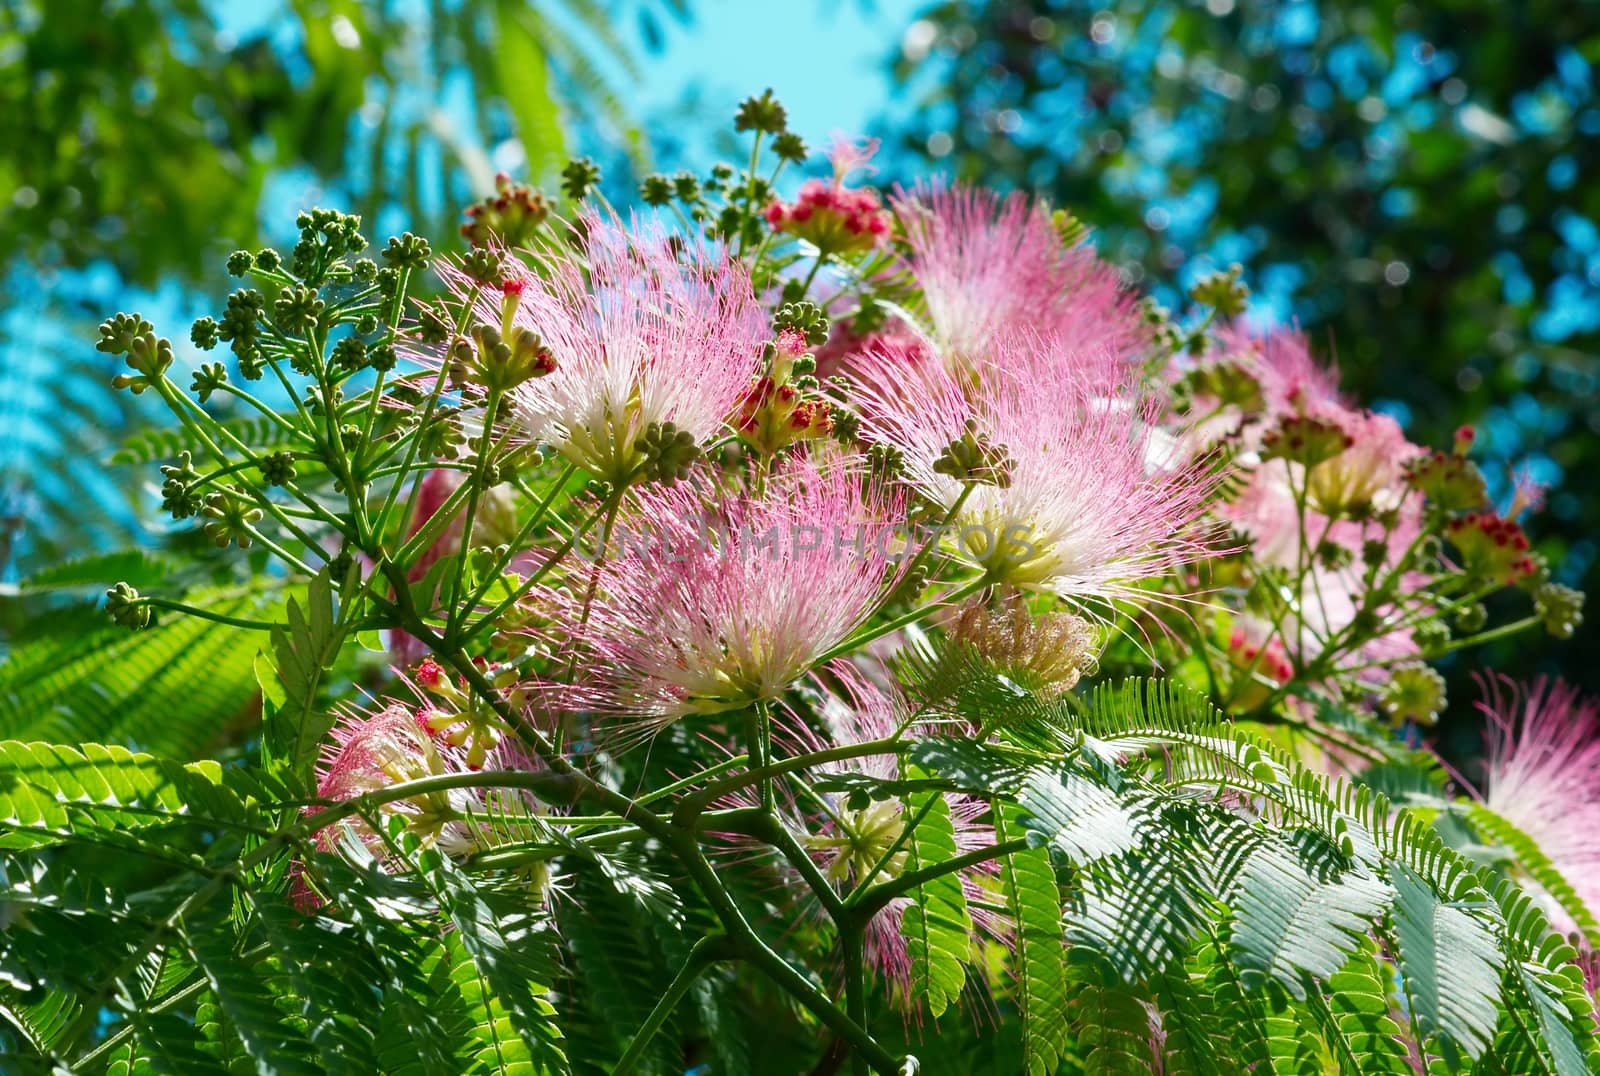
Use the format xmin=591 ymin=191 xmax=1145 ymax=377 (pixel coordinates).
xmin=614 ymin=935 xmax=736 ymax=1076
xmin=674 ymin=737 xmax=904 ymax=825
xmin=458 ymin=460 xmax=578 ymax=614
xmin=813 ymin=576 xmax=988 ymax=667
xmin=842 ymin=928 xmax=869 ymax=1076
xmin=844 ymin=838 xmax=1031 ymax=925
xmin=444 ymin=386 xmax=503 ymax=638
xmin=137 ymin=597 xmax=279 ymax=632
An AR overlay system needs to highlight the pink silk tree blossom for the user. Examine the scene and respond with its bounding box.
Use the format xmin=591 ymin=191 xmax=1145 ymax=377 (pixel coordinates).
xmin=1469 ymin=674 xmax=1600 ymax=938
xmin=890 ymin=180 xmax=1148 ymax=378
xmin=852 ymin=337 xmax=1216 ymax=612
xmin=437 ymin=214 xmax=767 ymax=484
xmin=558 ymin=456 xmax=904 ymax=740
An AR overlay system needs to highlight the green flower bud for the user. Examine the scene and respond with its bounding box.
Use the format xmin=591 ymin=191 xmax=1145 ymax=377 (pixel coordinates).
xmin=382 ymin=232 xmax=432 ymax=271
xmin=734 ymin=88 xmax=788 ymax=134
xmin=773 ymin=301 xmax=830 ymax=347
xmin=1534 ymin=583 xmax=1585 ymax=640
xmin=560 ymin=157 xmax=602 ymax=201
xmin=190 ymin=316 xmax=220 ymax=351
xmin=1380 ymin=664 xmax=1446 ymax=727
xmin=201 ymin=489 xmax=264 ymax=548
xmin=258 ymin=451 xmax=297 ymax=487
xmin=633 ymin=421 xmax=701 ymax=485
xmin=273 ymin=284 xmax=325 ymax=334
xmin=933 ymin=419 xmax=1013 ymax=488
xmin=772 ymin=131 xmax=807 ymax=163
xmin=1188 ymin=262 xmax=1250 ymax=316
xmin=190 ymin=362 xmax=227 ymax=403
xmin=640 ymin=173 xmax=674 ymax=207
xmin=104 ymin=581 xmax=151 ymax=630
xmin=331 ymin=336 xmax=368 ymax=372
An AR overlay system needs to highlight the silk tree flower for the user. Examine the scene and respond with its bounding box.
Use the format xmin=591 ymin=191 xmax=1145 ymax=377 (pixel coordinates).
xmin=1216 ymin=322 xmax=1344 ymax=418
xmin=294 ymin=700 xmax=553 ymax=910
xmin=1465 ymin=674 xmax=1600 ymax=938
xmin=1221 ymin=455 xmax=1425 ymax=670
xmin=852 ymin=338 xmax=1216 ymax=610
xmin=310 ymin=702 xmax=481 ymax=858
xmin=1302 ymin=407 xmax=1422 ymax=520
xmin=890 ymin=180 xmax=1147 ymax=378
xmin=560 ymin=455 xmax=903 ymax=739
xmin=437 ymin=214 xmax=767 ymax=485
xmin=783 ymin=665 xmax=1003 ymax=1009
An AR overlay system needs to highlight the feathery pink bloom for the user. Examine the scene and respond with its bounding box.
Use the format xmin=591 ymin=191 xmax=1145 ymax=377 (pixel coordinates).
xmin=1216 ymin=321 xmax=1344 ymax=417
xmin=783 ymin=665 xmax=1002 ymax=1009
xmin=311 ymin=702 xmax=481 ymax=854
xmin=440 ymin=215 xmax=766 ymax=484
xmin=1222 ymin=454 xmax=1424 ymax=670
xmin=853 ymin=338 xmax=1216 ymax=609
xmin=890 ymin=181 xmax=1147 ymax=377
xmin=563 ymin=456 xmax=903 ymax=737
xmin=1470 ymin=675 xmax=1600 ymax=938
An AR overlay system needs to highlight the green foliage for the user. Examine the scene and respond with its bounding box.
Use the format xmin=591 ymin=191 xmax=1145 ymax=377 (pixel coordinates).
xmin=0 ymin=586 xmax=271 ymax=757
xmin=260 ymin=567 xmax=347 ymax=788
xmin=898 ymin=775 xmax=973 ymax=1018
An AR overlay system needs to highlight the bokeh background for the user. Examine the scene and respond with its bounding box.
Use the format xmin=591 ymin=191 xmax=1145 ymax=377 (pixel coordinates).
xmin=3 ymin=0 xmax=1596 ymax=723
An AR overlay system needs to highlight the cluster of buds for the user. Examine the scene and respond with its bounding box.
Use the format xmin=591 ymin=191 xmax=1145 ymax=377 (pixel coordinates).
xmin=201 ymin=489 xmax=264 ymax=548
xmin=461 ymin=173 xmax=551 ymax=249
xmin=1404 ymin=425 xmax=1487 ymax=512
xmin=1535 ymin=583 xmax=1585 ymax=640
xmin=1189 ymin=262 xmax=1251 ymax=317
xmin=1445 ymin=511 xmax=1539 ymax=585
xmin=448 ymin=318 xmax=556 ymax=393
xmin=934 ymin=419 xmax=1014 ymax=488
xmin=632 ymin=421 xmax=702 ymax=484
xmin=413 ymin=657 xmax=509 ymax=771
xmin=1259 ymin=413 xmax=1353 ymax=469
xmin=765 ymin=181 xmax=891 ymax=255
xmin=1177 ymin=356 xmax=1266 ymax=413
xmin=735 ymin=330 xmax=834 ymax=455
xmin=104 ymin=581 xmax=151 ymax=630
xmin=99 ymin=313 xmax=174 ymax=395
xmin=1380 ymin=664 xmax=1447 ymax=727
xmin=765 ymin=133 xmax=890 ymax=256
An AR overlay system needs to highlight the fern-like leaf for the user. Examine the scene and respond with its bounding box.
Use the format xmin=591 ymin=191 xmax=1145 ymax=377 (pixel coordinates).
xmin=899 ymin=776 xmax=973 ymax=1018
xmin=993 ymin=805 xmax=1069 ymax=1075
xmin=1390 ymin=863 xmax=1504 ymax=1062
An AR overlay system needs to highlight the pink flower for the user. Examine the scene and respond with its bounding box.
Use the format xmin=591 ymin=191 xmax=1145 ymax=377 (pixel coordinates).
xmin=306 ymin=703 xmax=480 ymax=866
xmin=1216 ymin=321 xmax=1344 ymax=417
xmin=439 ymin=215 xmax=767 ymax=484
xmin=827 ymin=131 xmax=882 ymax=183
xmin=1221 ymin=453 xmax=1425 ymax=670
xmin=1469 ymin=675 xmax=1600 ymax=938
xmin=852 ymin=338 xmax=1216 ymax=610
xmin=562 ymin=456 xmax=903 ymax=738
xmin=1303 ymin=407 xmax=1422 ymax=518
xmin=890 ymin=181 xmax=1147 ymax=377
xmin=784 ymin=665 xmax=1003 ymax=1009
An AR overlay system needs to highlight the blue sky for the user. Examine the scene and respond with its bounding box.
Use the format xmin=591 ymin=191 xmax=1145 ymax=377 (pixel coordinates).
xmin=621 ymin=0 xmax=923 ymax=152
